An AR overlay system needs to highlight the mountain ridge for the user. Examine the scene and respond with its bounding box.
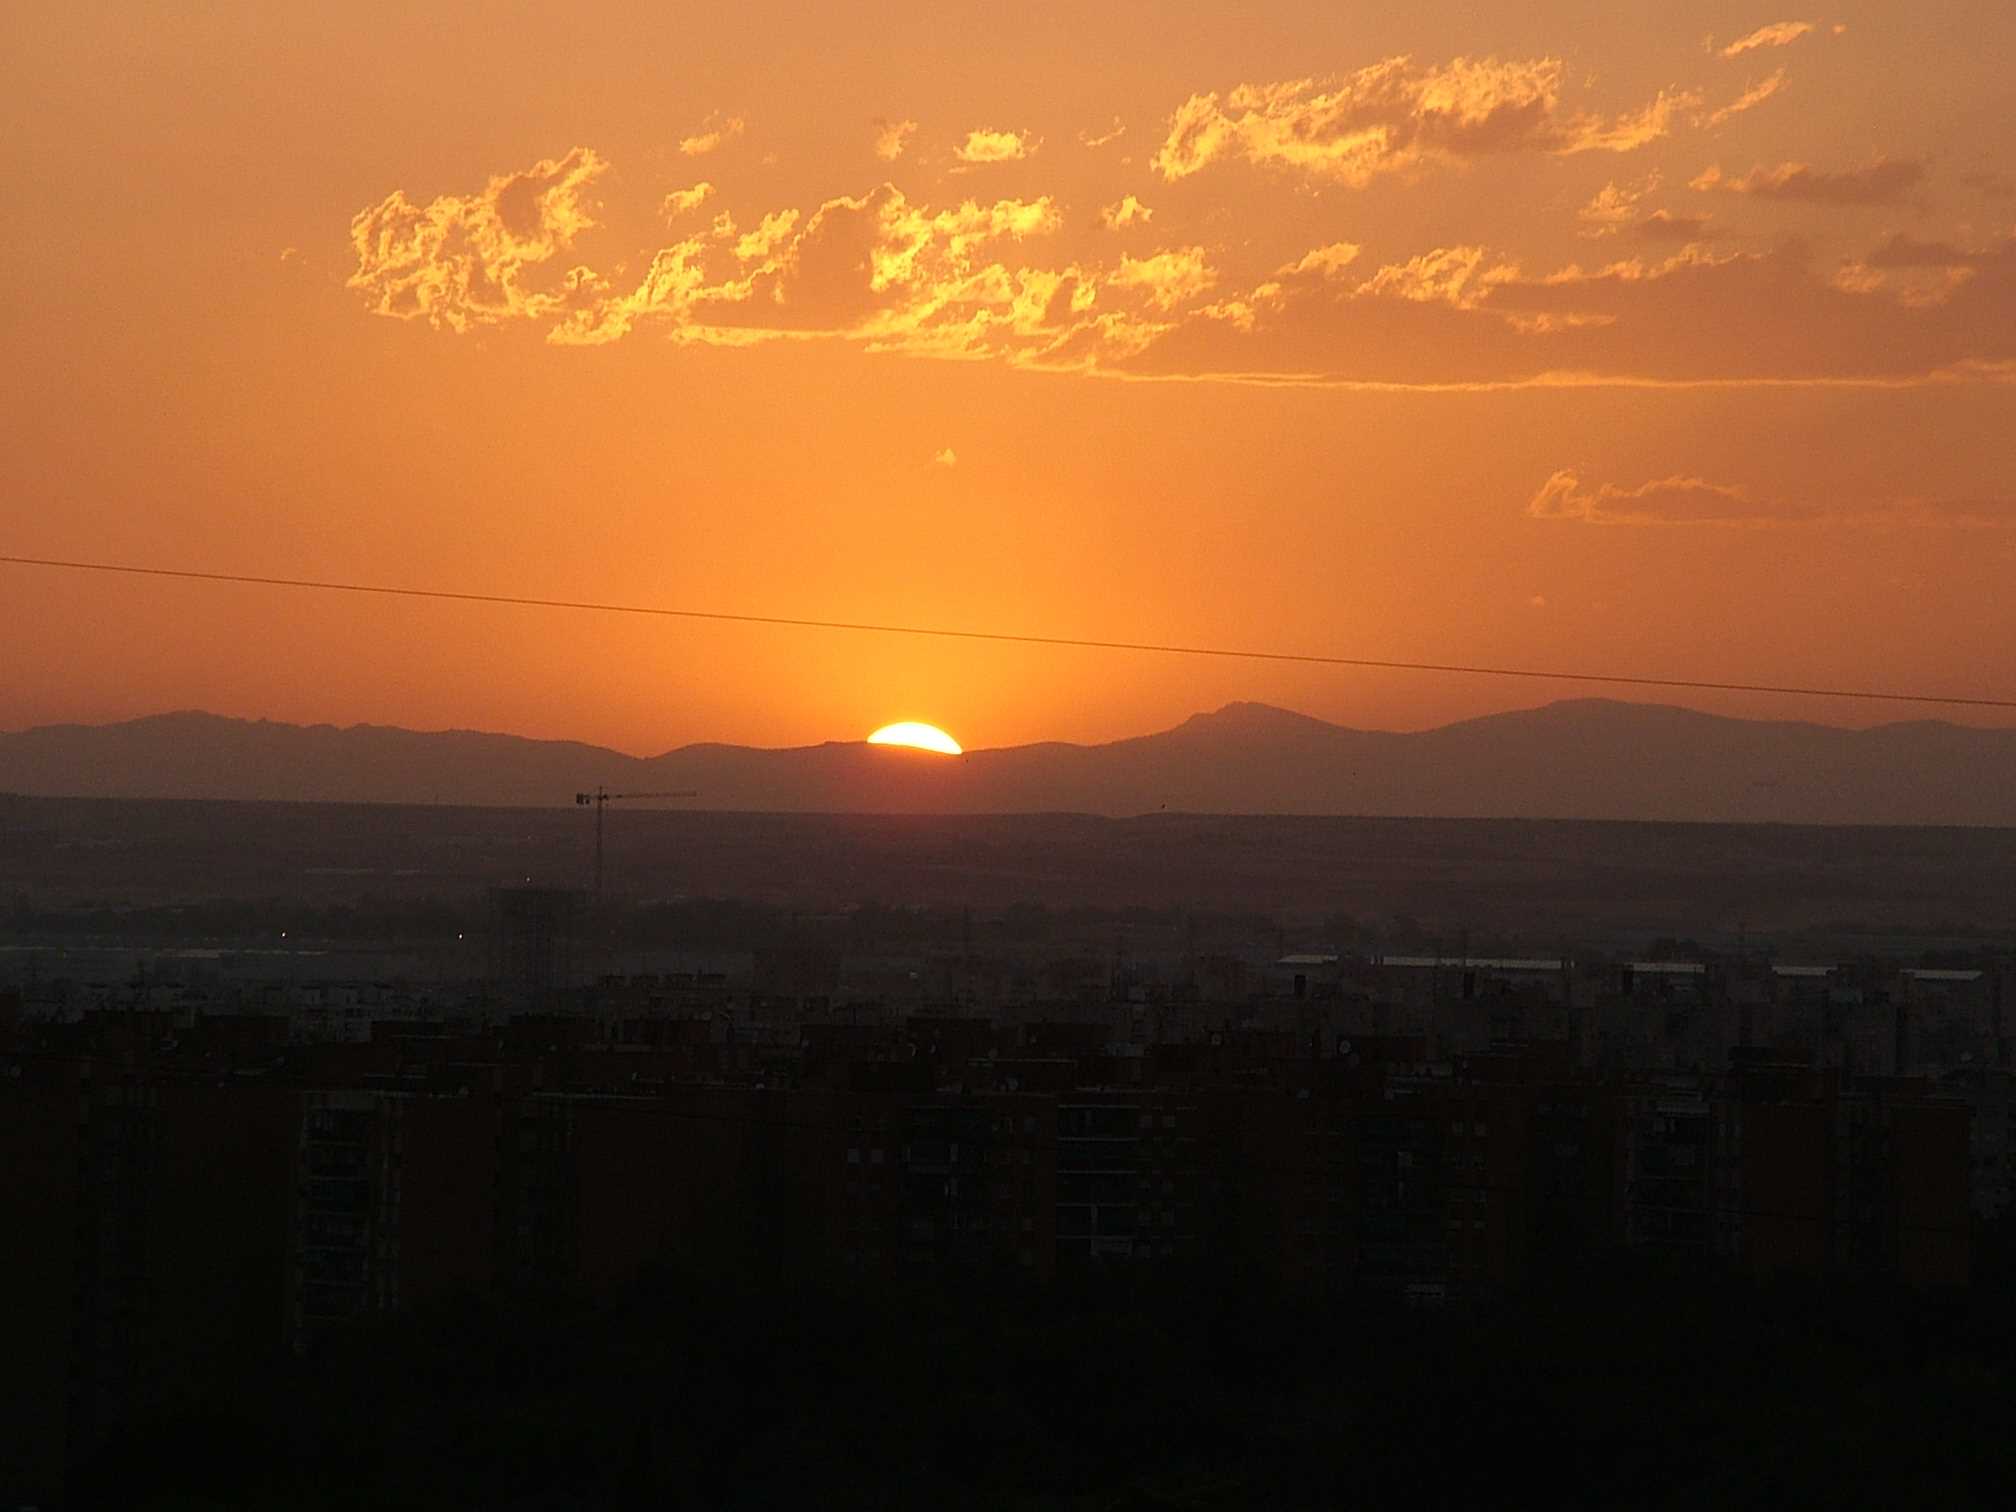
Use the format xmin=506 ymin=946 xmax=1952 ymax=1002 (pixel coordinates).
xmin=4 ymin=701 xmax=2015 ymax=824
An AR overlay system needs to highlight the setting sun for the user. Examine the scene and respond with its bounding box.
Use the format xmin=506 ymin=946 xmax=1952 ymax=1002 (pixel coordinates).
xmin=867 ymin=721 xmax=963 ymax=755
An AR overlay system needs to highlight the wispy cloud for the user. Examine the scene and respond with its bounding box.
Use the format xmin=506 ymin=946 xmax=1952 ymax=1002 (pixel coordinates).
xmin=1578 ymin=176 xmax=1659 ymax=237
xmin=679 ymin=113 xmax=746 ymax=156
xmin=1528 ymin=470 xmax=1766 ymax=524
xmin=1531 ymin=468 xmax=2015 ymax=528
xmin=1279 ymin=242 xmax=1363 ymax=278
xmin=1707 ymin=69 xmax=1787 ymax=126
xmin=1692 ymin=157 xmax=1923 ymax=204
xmin=873 ymin=118 xmax=918 ymax=162
xmin=1356 ymin=245 xmax=1508 ymax=308
xmin=661 ymin=182 xmax=715 ymax=220
xmin=1634 ymin=209 xmax=1709 ymax=241
xmin=1719 ymin=21 xmax=1816 ymax=58
xmin=1833 ymin=233 xmax=2011 ymax=307
xmin=1080 ymin=117 xmax=1126 ymax=148
xmin=1153 ymin=57 xmax=1701 ymax=186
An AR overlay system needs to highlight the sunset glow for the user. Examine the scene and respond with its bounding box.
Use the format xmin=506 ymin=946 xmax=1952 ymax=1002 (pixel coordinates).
xmin=867 ymin=722 xmax=963 ymax=756
xmin=2 ymin=3 xmax=2012 ymax=751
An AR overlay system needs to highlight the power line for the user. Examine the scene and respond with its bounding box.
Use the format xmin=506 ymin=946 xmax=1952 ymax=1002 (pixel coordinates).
xmin=5 ymin=552 xmax=2014 ymax=711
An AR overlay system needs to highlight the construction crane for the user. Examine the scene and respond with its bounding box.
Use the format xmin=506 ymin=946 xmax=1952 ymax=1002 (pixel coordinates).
xmin=575 ymin=787 xmax=697 ymax=902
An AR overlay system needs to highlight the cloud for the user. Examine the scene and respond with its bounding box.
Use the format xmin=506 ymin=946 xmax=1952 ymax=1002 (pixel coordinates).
xmin=347 ymin=146 xmax=609 ymax=332
xmin=1578 ymin=176 xmax=1658 ymax=236
xmin=1153 ymin=57 xmax=1702 ymax=186
xmin=734 ymin=208 xmax=800 ymax=261
xmin=1109 ymin=247 xmax=1216 ymax=310
xmin=1834 ymin=233 xmax=2006 ymax=307
xmin=873 ymin=118 xmax=918 ymax=162
xmin=680 ymin=113 xmax=746 ymax=156
xmin=1279 ymin=242 xmax=1363 ymax=278
xmin=1103 ymin=234 xmax=2016 ymax=388
xmin=351 ymin=152 xmax=2016 ymax=392
xmin=662 ymin=182 xmax=715 ymax=220
xmin=1692 ymin=157 xmax=1924 ymax=205
xmin=1567 ymin=88 xmax=1704 ymax=154
xmin=1706 ymin=69 xmax=1787 ymax=126
xmin=544 ymin=183 xmax=1081 ymax=357
xmin=1867 ymin=233 xmax=1998 ymax=270
xmin=1720 ymin=21 xmax=1815 ymax=58
xmin=1531 ymin=469 xmax=2016 ymax=528
xmin=1080 ymin=118 xmax=1126 ymax=148
xmin=1099 ymin=195 xmax=1154 ymax=230
xmin=955 ymin=128 xmax=1035 ymax=164
xmin=1528 ymin=594 xmax=1548 ymax=608
xmin=1528 ymin=469 xmax=1765 ymax=524
xmin=1634 ymin=209 xmax=1709 ymax=241
xmin=1355 ymin=245 xmax=1506 ymax=308
xmin=278 ymin=246 xmax=298 ymax=262
xmin=933 ymin=447 xmax=957 ymax=467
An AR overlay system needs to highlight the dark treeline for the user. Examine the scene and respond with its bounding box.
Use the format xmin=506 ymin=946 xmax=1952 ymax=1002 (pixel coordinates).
xmin=73 ymin=1244 xmax=2016 ymax=1510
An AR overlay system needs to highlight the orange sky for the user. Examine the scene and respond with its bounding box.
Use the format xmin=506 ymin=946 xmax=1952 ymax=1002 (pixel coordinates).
xmin=4 ymin=2 xmax=2014 ymax=753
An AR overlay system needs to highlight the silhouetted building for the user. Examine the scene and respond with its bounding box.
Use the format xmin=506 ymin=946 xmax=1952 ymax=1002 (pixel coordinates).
xmin=488 ymin=886 xmax=586 ymax=998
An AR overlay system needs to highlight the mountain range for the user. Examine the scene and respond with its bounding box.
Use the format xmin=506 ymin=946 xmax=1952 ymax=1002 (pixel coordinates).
xmin=3 ymin=701 xmax=2015 ymax=825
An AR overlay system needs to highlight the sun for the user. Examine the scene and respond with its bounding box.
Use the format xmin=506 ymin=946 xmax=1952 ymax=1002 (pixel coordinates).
xmin=867 ymin=721 xmax=963 ymax=755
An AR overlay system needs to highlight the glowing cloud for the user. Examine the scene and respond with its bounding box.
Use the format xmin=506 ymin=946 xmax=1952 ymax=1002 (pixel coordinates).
xmin=1355 ymin=245 xmax=1505 ymax=307
xmin=347 ymin=146 xmax=608 ymax=332
xmin=1099 ymin=195 xmax=1154 ymax=230
xmin=873 ymin=118 xmax=918 ymax=161
xmin=1634 ymin=210 xmax=1709 ymax=242
xmin=350 ymin=149 xmax=2016 ymax=390
xmin=1531 ymin=470 xmax=2015 ymax=528
xmin=680 ymin=113 xmax=746 ymax=156
xmin=662 ymin=182 xmax=715 ymax=220
xmin=1579 ymin=176 xmax=1658 ymax=236
xmin=1692 ymin=157 xmax=1924 ymax=204
xmin=1153 ymin=56 xmax=1695 ymax=186
xmin=1110 ymin=247 xmax=1216 ymax=310
xmin=1529 ymin=470 xmax=1762 ymax=524
xmin=955 ymin=128 xmax=1035 ymax=164
xmin=1720 ymin=21 xmax=1816 ymax=58
xmin=1280 ymin=242 xmax=1363 ymax=278
xmin=1706 ymin=69 xmax=1787 ymax=126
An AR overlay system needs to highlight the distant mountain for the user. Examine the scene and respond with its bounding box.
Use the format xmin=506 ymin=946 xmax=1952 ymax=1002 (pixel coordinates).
xmin=4 ymin=700 xmax=2016 ymax=824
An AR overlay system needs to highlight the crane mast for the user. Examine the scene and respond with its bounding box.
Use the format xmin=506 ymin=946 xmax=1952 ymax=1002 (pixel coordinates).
xmin=574 ymin=786 xmax=698 ymax=903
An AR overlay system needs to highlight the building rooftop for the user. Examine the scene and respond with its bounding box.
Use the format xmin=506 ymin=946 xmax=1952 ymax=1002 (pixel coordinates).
xmin=1378 ymin=957 xmax=1565 ymax=972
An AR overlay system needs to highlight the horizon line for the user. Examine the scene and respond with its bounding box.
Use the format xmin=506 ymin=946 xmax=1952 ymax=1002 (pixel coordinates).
xmin=5 ymin=693 xmax=2015 ymax=762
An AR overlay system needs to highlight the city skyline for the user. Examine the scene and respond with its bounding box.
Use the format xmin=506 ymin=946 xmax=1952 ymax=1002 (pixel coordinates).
xmin=6 ymin=2 xmax=2014 ymax=755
